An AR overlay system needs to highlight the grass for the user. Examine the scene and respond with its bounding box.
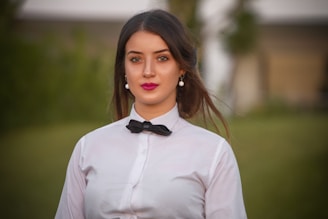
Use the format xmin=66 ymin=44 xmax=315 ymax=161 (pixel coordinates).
xmin=0 ymin=122 xmax=103 ymax=219
xmin=230 ymin=112 xmax=328 ymax=219
xmin=0 ymin=112 xmax=327 ymax=219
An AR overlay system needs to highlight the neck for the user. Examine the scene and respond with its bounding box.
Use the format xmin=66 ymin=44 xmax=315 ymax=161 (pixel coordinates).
xmin=134 ymin=102 xmax=176 ymax=121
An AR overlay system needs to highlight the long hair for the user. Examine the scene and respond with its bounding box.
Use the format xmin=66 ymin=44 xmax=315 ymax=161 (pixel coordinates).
xmin=111 ymin=9 xmax=229 ymax=138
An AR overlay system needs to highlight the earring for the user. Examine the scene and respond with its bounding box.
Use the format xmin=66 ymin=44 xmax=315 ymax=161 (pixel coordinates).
xmin=124 ymin=75 xmax=129 ymax=89
xmin=178 ymin=75 xmax=185 ymax=87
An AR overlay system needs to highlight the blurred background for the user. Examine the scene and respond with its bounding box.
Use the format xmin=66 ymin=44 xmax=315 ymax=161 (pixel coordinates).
xmin=0 ymin=0 xmax=328 ymax=218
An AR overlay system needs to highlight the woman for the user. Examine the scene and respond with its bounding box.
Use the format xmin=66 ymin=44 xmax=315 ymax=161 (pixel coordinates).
xmin=55 ymin=9 xmax=247 ymax=219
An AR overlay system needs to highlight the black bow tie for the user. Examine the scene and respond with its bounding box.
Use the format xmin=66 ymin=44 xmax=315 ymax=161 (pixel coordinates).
xmin=126 ymin=119 xmax=172 ymax=136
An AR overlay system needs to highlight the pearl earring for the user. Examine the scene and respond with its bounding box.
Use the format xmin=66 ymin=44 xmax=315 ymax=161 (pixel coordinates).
xmin=178 ymin=75 xmax=185 ymax=87
xmin=124 ymin=75 xmax=129 ymax=89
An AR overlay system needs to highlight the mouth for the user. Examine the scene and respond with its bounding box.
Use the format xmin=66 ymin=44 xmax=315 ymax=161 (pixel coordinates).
xmin=141 ymin=83 xmax=159 ymax=91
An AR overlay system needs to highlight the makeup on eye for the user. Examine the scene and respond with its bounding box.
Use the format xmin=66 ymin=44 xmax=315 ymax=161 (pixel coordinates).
xmin=127 ymin=55 xmax=170 ymax=64
xmin=126 ymin=49 xmax=172 ymax=62
xmin=130 ymin=56 xmax=141 ymax=63
xmin=157 ymin=55 xmax=169 ymax=62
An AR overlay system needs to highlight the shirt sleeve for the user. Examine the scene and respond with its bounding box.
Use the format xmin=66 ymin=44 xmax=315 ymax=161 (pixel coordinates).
xmin=205 ymin=140 xmax=247 ymax=219
xmin=55 ymin=138 xmax=86 ymax=219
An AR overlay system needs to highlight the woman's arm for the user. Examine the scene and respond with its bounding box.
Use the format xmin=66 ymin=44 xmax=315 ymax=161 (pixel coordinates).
xmin=205 ymin=141 xmax=247 ymax=219
xmin=55 ymin=139 xmax=86 ymax=219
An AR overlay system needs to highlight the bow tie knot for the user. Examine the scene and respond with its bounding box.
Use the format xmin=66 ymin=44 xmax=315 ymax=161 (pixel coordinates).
xmin=126 ymin=119 xmax=172 ymax=136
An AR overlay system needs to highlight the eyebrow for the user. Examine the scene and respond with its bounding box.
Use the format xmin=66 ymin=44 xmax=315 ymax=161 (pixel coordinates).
xmin=126 ymin=48 xmax=170 ymax=55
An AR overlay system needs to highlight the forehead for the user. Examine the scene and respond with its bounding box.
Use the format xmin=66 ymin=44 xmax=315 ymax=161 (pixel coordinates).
xmin=125 ymin=31 xmax=169 ymax=51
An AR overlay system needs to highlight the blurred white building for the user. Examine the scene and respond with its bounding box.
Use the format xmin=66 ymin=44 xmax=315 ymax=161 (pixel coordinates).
xmin=19 ymin=0 xmax=166 ymax=20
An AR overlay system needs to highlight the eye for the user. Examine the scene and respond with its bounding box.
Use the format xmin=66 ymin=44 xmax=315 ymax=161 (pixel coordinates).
xmin=130 ymin=56 xmax=141 ymax=63
xmin=157 ymin=55 xmax=169 ymax=62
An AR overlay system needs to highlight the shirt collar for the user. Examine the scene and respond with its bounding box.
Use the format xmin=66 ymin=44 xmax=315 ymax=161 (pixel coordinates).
xmin=128 ymin=104 xmax=180 ymax=131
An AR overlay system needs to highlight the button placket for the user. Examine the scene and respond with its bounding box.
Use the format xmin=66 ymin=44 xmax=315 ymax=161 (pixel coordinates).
xmin=125 ymin=133 xmax=150 ymax=216
xmin=118 ymin=133 xmax=150 ymax=212
xmin=130 ymin=133 xmax=149 ymax=187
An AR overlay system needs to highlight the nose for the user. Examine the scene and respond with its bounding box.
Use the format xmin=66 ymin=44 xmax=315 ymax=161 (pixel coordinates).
xmin=143 ymin=58 xmax=154 ymax=77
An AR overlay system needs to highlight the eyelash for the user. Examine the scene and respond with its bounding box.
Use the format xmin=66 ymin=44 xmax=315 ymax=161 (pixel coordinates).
xmin=157 ymin=56 xmax=168 ymax=61
xmin=128 ymin=55 xmax=169 ymax=63
xmin=130 ymin=57 xmax=141 ymax=63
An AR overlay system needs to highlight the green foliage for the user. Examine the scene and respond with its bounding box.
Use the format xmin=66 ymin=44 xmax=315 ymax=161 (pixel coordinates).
xmin=168 ymin=0 xmax=201 ymax=44
xmin=223 ymin=0 xmax=258 ymax=54
xmin=0 ymin=0 xmax=115 ymax=131
xmin=0 ymin=0 xmax=22 ymax=32
xmin=0 ymin=29 xmax=115 ymax=131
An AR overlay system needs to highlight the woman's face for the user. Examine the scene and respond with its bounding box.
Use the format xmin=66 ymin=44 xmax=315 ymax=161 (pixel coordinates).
xmin=125 ymin=30 xmax=184 ymax=118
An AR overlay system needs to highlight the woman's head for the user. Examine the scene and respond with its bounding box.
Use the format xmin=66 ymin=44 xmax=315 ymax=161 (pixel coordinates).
xmin=113 ymin=9 xmax=202 ymax=118
xmin=112 ymin=9 xmax=228 ymax=137
xmin=124 ymin=30 xmax=184 ymax=119
xmin=116 ymin=9 xmax=197 ymax=73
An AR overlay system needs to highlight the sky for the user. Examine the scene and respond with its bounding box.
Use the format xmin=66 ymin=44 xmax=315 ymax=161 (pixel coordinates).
xmin=19 ymin=0 xmax=166 ymax=20
xmin=19 ymin=0 xmax=328 ymax=23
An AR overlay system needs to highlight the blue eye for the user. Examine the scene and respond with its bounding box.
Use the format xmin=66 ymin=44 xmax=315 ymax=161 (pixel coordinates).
xmin=158 ymin=56 xmax=168 ymax=61
xmin=130 ymin=57 xmax=140 ymax=62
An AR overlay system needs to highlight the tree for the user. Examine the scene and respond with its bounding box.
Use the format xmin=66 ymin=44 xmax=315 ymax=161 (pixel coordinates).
xmin=223 ymin=0 xmax=258 ymax=55
xmin=168 ymin=0 xmax=201 ymax=41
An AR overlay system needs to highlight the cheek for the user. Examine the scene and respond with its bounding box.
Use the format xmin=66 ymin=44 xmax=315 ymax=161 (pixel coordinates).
xmin=124 ymin=62 xmax=132 ymax=75
xmin=171 ymin=73 xmax=180 ymax=84
xmin=159 ymin=62 xmax=180 ymax=75
xmin=168 ymin=67 xmax=182 ymax=83
xmin=125 ymin=64 xmax=138 ymax=82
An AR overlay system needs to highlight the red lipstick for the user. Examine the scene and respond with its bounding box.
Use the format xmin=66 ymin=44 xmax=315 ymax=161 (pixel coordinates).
xmin=141 ymin=83 xmax=158 ymax=91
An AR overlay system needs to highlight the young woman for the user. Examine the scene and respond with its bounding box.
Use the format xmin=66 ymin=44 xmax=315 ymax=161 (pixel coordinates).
xmin=55 ymin=9 xmax=247 ymax=219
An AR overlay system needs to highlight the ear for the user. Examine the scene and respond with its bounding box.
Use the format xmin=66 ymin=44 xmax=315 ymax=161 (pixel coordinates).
xmin=179 ymin=69 xmax=185 ymax=76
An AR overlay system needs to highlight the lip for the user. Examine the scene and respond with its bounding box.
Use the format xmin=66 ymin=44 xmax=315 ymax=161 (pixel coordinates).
xmin=141 ymin=83 xmax=159 ymax=91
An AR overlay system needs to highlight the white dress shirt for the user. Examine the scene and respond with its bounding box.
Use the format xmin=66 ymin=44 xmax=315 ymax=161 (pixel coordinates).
xmin=55 ymin=104 xmax=247 ymax=219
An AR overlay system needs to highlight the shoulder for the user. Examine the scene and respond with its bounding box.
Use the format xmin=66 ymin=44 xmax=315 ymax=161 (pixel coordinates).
xmin=174 ymin=118 xmax=228 ymax=148
xmin=80 ymin=117 xmax=130 ymax=143
xmin=72 ymin=118 xmax=131 ymax=158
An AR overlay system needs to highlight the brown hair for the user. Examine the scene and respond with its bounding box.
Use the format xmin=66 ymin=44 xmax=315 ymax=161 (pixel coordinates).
xmin=111 ymin=9 xmax=229 ymax=138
